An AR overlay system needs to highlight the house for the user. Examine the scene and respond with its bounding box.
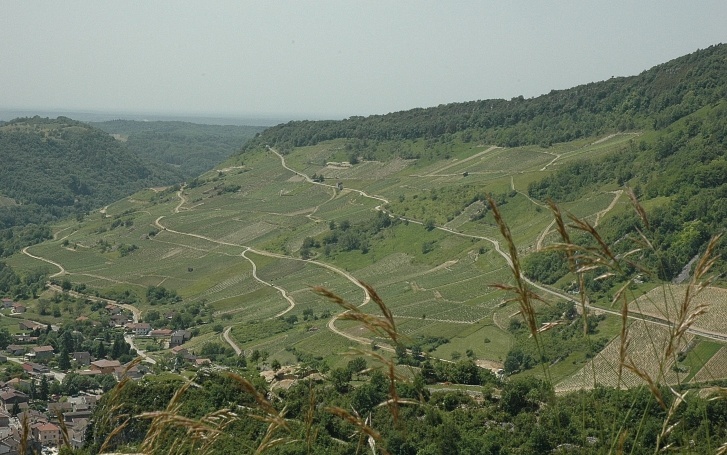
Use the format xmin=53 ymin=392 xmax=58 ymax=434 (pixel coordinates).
xmin=170 ymin=345 xmax=189 ymax=357
xmin=149 ymin=328 xmax=173 ymax=338
xmin=47 ymin=402 xmax=72 ymax=414
xmin=63 ymin=409 xmax=93 ymax=423
xmin=67 ymin=394 xmax=98 ymax=412
xmin=14 ymin=335 xmax=38 ymax=343
xmin=0 ymin=298 xmax=13 ymax=309
xmin=114 ymin=362 xmax=146 ymax=381
xmin=170 ymin=346 xmax=196 ymax=362
xmin=10 ymin=303 xmax=25 ymax=314
xmin=30 ymin=345 xmax=54 ymax=361
xmin=18 ymin=321 xmax=43 ymax=332
xmin=73 ymin=351 xmax=92 ymax=366
xmin=5 ymin=377 xmax=30 ymax=390
xmin=89 ymin=359 xmax=121 ymax=375
xmin=6 ymin=345 xmax=25 ymax=356
xmin=21 ymin=362 xmax=49 ymax=375
xmin=0 ymin=409 xmax=10 ymax=427
xmin=0 ymin=434 xmax=18 ymax=455
xmin=195 ymin=358 xmax=211 ymax=367
xmin=32 ymin=422 xmax=61 ymax=447
xmin=68 ymin=418 xmax=89 ymax=449
xmin=0 ymin=390 xmax=28 ymax=411
xmin=125 ymin=322 xmax=151 ymax=336
xmin=170 ymin=330 xmax=192 ymax=347
xmin=109 ymin=314 xmax=129 ymax=327
xmin=104 ymin=304 xmax=121 ymax=315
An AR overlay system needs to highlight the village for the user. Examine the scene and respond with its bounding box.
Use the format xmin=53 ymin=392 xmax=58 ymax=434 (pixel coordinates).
xmin=0 ymin=296 xmax=215 ymax=454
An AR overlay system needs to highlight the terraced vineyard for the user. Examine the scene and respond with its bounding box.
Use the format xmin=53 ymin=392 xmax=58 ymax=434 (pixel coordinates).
xmin=8 ymin=132 xmax=727 ymax=386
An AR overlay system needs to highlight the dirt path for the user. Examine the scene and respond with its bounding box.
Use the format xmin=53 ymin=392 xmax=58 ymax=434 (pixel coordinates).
xmin=594 ymin=190 xmax=623 ymax=227
xmin=174 ymin=185 xmax=187 ymax=213
xmin=540 ymin=151 xmax=561 ymax=171
xmin=22 ymin=246 xmax=66 ymax=278
xmin=223 ymin=326 xmax=242 ymax=355
xmin=425 ymin=146 xmax=500 ymax=176
xmin=535 ymin=219 xmax=557 ymax=251
xmin=241 ymin=247 xmax=296 ymax=318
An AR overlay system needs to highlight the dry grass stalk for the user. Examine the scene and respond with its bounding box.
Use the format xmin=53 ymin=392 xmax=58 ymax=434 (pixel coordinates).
xmin=313 ymin=283 xmax=399 ymax=344
xmin=304 ymin=379 xmax=319 ymax=455
xmin=225 ymin=373 xmax=295 ymax=454
xmin=314 ymin=281 xmax=415 ymax=442
xmin=326 ymin=406 xmax=390 ymax=455
xmin=487 ymin=195 xmax=549 ymax=381
xmin=19 ymin=411 xmax=29 ymax=455
xmin=98 ymin=374 xmax=133 ymax=454
xmin=55 ymin=409 xmax=71 ymax=449
xmin=139 ymin=380 xmax=238 ymax=455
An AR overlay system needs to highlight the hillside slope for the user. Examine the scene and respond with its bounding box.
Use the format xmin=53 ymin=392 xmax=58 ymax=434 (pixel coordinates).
xmin=91 ymin=120 xmax=266 ymax=179
xmin=0 ymin=116 xmax=182 ymax=255
xmin=246 ymin=44 xmax=726 ymax=152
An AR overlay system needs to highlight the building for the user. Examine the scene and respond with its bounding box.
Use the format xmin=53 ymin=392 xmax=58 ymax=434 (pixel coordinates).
xmin=5 ymin=345 xmax=25 ymax=356
xmin=73 ymin=351 xmax=92 ymax=366
xmin=170 ymin=330 xmax=192 ymax=347
xmin=21 ymin=362 xmax=49 ymax=376
xmin=0 ymin=390 xmax=28 ymax=412
xmin=105 ymin=304 xmax=121 ymax=314
xmin=18 ymin=321 xmax=43 ymax=332
xmin=30 ymin=346 xmax=54 ymax=361
xmin=11 ymin=303 xmax=25 ymax=314
xmin=32 ymin=422 xmax=61 ymax=447
xmin=109 ymin=314 xmax=130 ymax=327
xmin=89 ymin=359 xmax=121 ymax=375
xmin=149 ymin=328 xmax=173 ymax=338
xmin=125 ymin=322 xmax=151 ymax=336
xmin=0 ymin=298 xmax=13 ymax=309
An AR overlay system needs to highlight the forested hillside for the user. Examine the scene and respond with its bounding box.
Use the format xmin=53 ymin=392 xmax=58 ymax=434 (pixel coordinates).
xmin=0 ymin=116 xmax=181 ymax=256
xmin=91 ymin=120 xmax=265 ymax=179
xmin=246 ymin=44 xmax=725 ymax=152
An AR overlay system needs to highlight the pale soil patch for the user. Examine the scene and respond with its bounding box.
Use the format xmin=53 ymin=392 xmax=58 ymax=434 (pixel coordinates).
xmin=320 ymin=158 xmax=414 ymax=180
xmin=630 ymin=285 xmax=727 ymax=336
xmin=476 ymin=359 xmax=504 ymax=373
xmin=691 ymin=346 xmax=727 ymax=383
xmin=556 ymin=320 xmax=692 ymax=392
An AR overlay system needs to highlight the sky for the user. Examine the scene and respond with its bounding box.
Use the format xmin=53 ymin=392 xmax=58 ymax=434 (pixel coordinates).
xmin=2 ymin=1 xmax=726 ymax=121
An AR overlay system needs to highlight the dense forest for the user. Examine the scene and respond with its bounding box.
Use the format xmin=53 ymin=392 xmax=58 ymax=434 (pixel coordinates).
xmin=91 ymin=120 xmax=265 ymax=179
xmin=0 ymin=116 xmax=183 ymax=258
xmin=244 ymin=45 xmax=726 ymax=152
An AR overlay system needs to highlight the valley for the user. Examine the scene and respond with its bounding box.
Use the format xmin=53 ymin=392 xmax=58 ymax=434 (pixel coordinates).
xmin=10 ymin=130 xmax=726 ymax=391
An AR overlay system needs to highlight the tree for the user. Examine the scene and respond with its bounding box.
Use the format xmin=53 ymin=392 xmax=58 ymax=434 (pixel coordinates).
xmin=346 ymin=357 xmax=367 ymax=376
xmin=329 ymin=367 xmax=352 ymax=393
xmin=59 ymin=347 xmax=71 ymax=371
xmin=39 ymin=375 xmax=50 ymax=401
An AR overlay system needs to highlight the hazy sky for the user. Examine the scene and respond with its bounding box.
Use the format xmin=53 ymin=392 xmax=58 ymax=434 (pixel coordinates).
xmin=2 ymin=1 xmax=726 ymax=120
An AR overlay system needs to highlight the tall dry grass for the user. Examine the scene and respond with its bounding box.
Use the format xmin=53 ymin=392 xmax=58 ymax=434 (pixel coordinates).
xmin=488 ymin=190 xmax=725 ymax=454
